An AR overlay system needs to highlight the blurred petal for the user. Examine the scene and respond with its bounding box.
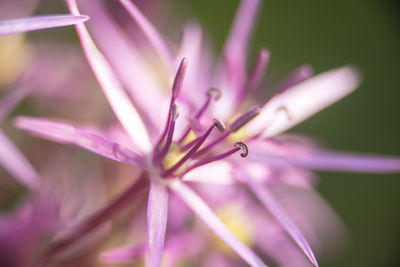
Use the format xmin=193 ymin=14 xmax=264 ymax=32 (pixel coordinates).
xmin=0 ymin=85 xmax=32 ymax=122
xmin=15 ymin=116 xmax=145 ymax=168
xmin=147 ymin=181 xmax=169 ymax=267
xmin=246 ymin=180 xmax=318 ymax=266
xmin=67 ymin=0 xmax=152 ymax=153
xmin=100 ymin=244 xmax=145 ymax=263
xmin=182 ymin=161 xmax=235 ymax=185
xmin=118 ymin=0 xmax=174 ymax=66
xmin=250 ymin=149 xmax=400 ymax=173
xmin=246 ymin=66 xmax=361 ymax=137
xmin=170 ymin=180 xmax=266 ymax=267
xmin=0 ymin=14 xmax=89 ymax=36
xmin=0 ymin=129 xmax=38 ymax=189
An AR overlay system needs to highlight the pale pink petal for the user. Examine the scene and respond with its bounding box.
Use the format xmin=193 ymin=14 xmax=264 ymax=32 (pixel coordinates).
xmin=100 ymin=244 xmax=145 ymax=263
xmin=223 ymin=0 xmax=261 ymax=88
xmin=79 ymin=0 xmax=168 ymax=137
xmin=170 ymin=180 xmax=266 ymax=267
xmin=147 ymin=181 xmax=169 ymax=267
xmin=246 ymin=180 xmax=318 ymax=267
xmin=118 ymin=0 xmax=174 ymax=66
xmin=250 ymin=149 xmax=400 ymax=173
xmin=15 ymin=116 xmax=145 ymax=168
xmin=0 ymin=129 xmax=38 ymax=189
xmin=0 ymin=14 xmax=89 ymax=36
xmin=246 ymin=66 xmax=361 ymax=138
xmin=67 ymin=0 xmax=152 ymax=153
xmin=182 ymin=161 xmax=235 ymax=185
xmin=0 ymin=85 xmax=32 ymax=122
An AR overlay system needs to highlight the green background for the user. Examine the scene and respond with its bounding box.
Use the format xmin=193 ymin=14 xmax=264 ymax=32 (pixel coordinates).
xmin=171 ymin=0 xmax=400 ymax=266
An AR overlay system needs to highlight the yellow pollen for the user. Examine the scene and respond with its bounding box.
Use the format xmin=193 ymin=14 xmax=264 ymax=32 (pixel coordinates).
xmin=215 ymin=204 xmax=254 ymax=253
xmin=228 ymin=127 xmax=248 ymax=143
xmin=181 ymin=130 xmax=197 ymax=147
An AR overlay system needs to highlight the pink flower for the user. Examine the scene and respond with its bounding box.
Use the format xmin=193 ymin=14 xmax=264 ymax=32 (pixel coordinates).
xmin=14 ymin=0 xmax=400 ymax=266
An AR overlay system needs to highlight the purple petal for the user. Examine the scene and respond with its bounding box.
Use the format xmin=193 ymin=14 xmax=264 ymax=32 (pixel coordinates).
xmin=250 ymin=149 xmax=400 ymax=173
xmin=118 ymin=0 xmax=174 ymax=66
xmin=100 ymin=244 xmax=145 ymax=263
xmin=246 ymin=180 xmax=318 ymax=267
xmin=246 ymin=66 xmax=361 ymax=138
xmin=0 ymin=129 xmax=39 ymax=189
xmin=0 ymin=14 xmax=89 ymax=36
xmin=147 ymin=181 xmax=169 ymax=267
xmin=66 ymin=0 xmax=152 ymax=153
xmin=0 ymin=85 xmax=33 ymax=122
xmin=14 ymin=116 xmax=145 ymax=168
xmin=170 ymin=180 xmax=266 ymax=267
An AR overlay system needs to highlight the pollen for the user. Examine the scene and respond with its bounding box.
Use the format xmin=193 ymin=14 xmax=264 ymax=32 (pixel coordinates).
xmin=228 ymin=127 xmax=248 ymax=143
xmin=181 ymin=130 xmax=197 ymax=147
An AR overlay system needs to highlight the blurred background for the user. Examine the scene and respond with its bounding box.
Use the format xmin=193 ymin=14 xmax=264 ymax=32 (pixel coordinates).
xmin=1 ymin=0 xmax=399 ymax=266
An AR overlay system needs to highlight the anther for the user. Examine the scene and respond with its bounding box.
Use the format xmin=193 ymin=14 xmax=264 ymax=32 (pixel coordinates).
xmin=172 ymin=58 xmax=188 ymax=99
xmin=234 ymin=142 xmax=248 ymax=157
xmin=229 ymin=107 xmax=261 ymax=132
xmin=213 ymin=118 xmax=226 ymax=132
xmin=171 ymin=103 xmax=179 ymax=121
xmin=206 ymin=88 xmax=221 ymax=101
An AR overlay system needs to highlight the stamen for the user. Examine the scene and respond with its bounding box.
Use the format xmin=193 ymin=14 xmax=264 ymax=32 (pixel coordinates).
xmin=172 ymin=58 xmax=188 ymax=99
xmin=192 ymin=108 xmax=259 ymax=158
xmin=229 ymin=107 xmax=261 ymax=132
xmin=161 ymin=119 xmax=224 ymax=177
xmin=153 ymin=58 xmax=188 ymax=156
xmin=275 ymin=105 xmax=292 ymax=121
xmin=182 ymin=142 xmax=249 ymax=175
xmin=234 ymin=141 xmax=248 ymax=157
xmin=155 ymin=104 xmax=179 ymax=162
xmin=213 ymin=118 xmax=226 ymax=132
xmin=177 ymin=88 xmax=221 ymax=144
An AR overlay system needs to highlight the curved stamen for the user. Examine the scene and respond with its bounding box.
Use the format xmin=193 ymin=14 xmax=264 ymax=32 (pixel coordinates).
xmin=192 ymin=107 xmax=259 ymax=158
xmin=182 ymin=142 xmax=249 ymax=175
xmin=178 ymin=88 xmax=221 ymax=144
xmin=161 ymin=119 xmax=225 ymax=177
xmin=234 ymin=142 xmax=248 ymax=157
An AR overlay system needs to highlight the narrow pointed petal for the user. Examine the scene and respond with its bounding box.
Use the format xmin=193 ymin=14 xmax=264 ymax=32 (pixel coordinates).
xmin=0 ymin=85 xmax=32 ymax=122
xmin=147 ymin=181 xmax=169 ymax=267
xmin=100 ymin=244 xmax=145 ymax=263
xmin=118 ymin=0 xmax=174 ymax=66
xmin=246 ymin=180 xmax=318 ymax=267
xmin=15 ymin=116 xmax=145 ymax=168
xmin=0 ymin=14 xmax=89 ymax=36
xmin=0 ymin=130 xmax=39 ymax=189
xmin=170 ymin=180 xmax=266 ymax=267
xmin=250 ymin=149 xmax=400 ymax=173
xmin=67 ymin=0 xmax=152 ymax=153
xmin=224 ymin=0 xmax=261 ymax=70
xmin=246 ymin=66 xmax=361 ymax=137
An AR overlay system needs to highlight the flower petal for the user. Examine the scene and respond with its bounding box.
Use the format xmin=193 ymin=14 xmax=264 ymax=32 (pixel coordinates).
xmin=246 ymin=66 xmax=361 ymax=138
xmin=118 ymin=0 xmax=174 ymax=66
xmin=100 ymin=244 xmax=145 ymax=263
xmin=0 ymin=14 xmax=89 ymax=36
xmin=14 ymin=116 xmax=145 ymax=168
xmin=250 ymin=149 xmax=400 ymax=173
xmin=147 ymin=181 xmax=169 ymax=267
xmin=67 ymin=0 xmax=152 ymax=153
xmin=0 ymin=129 xmax=38 ymax=189
xmin=170 ymin=180 xmax=266 ymax=267
xmin=246 ymin=180 xmax=318 ymax=266
xmin=182 ymin=161 xmax=235 ymax=185
xmin=0 ymin=85 xmax=32 ymax=122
